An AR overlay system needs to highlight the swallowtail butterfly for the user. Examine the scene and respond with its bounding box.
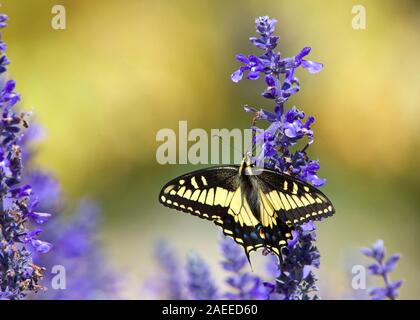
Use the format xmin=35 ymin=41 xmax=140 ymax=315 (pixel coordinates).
xmin=159 ymin=153 xmax=335 ymax=263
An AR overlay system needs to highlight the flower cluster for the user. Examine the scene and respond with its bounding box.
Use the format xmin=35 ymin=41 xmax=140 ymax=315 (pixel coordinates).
xmin=232 ymin=16 xmax=324 ymax=187
xmin=148 ymin=238 xmax=270 ymax=300
xmin=33 ymin=199 xmax=118 ymax=299
xmin=361 ymin=240 xmax=403 ymax=300
xmin=149 ymin=240 xmax=185 ymax=299
xmin=186 ymin=251 xmax=218 ymax=300
xmin=220 ymin=236 xmax=268 ymax=299
xmin=265 ymin=222 xmax=320 ymax=300
xmin=0 ymin=14 xmax=51 ymax=300
xmin=231 ymin=16 xmax=324 ymax=298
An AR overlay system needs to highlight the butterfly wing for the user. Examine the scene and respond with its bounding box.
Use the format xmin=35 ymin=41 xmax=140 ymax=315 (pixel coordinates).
xmin=255 ymin=168 xmax=335 ymax=228
xmin=159 ymin=166 xmax=265 ymax=257
xmin=159 ymin=166 xmax=239 ymax=221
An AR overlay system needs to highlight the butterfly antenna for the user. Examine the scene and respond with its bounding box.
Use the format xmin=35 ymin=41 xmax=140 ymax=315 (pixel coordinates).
xmin=251 ymin=113 xmax=259 ymax=158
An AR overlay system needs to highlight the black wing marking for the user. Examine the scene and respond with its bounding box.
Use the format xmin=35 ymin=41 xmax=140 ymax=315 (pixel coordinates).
xmin=255 ymin=168 xmax=335 ymax=228
xmin=159 ymin=166 xmax=239 ymax=221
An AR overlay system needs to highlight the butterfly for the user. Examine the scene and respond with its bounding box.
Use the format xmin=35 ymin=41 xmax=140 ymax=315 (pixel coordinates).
xmin=159 ymin=153 xmax=335 ymax=263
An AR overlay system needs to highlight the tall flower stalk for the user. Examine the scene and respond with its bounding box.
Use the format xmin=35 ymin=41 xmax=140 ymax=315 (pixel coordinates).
xmin=0 ymin=14 xmax=52 ymax=299
xmin=361 ymin=240 xmax=403 ymax=300
xmin=231 ymin=16 xmax=324 ymax=299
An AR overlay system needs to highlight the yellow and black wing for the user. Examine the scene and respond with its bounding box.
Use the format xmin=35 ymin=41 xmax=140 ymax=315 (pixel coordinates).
xmin=255 ymin=168 xmax=335 ymax=229
xmin=159 ymin=166 xmax=266 ymax=257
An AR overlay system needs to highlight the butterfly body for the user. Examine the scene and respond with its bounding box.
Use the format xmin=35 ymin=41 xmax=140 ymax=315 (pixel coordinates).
xmin=159 ymin=155 xmax=335 ymax=262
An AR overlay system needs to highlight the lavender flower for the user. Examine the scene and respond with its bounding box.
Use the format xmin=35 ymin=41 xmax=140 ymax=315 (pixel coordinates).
xmin=149 ymin=240 xmax=185 ymax=299
xmin=232 ymin=16 xmax=322 ymax=115
xmin=186 ymin=251 xmax=218 ymax=300
xmin=361 ymin=240 xmax=403 ymax=300
xmin=0 ymin=13 xmax=51 ymax=300
xmin=232 ymin=16 xmax=325 ymax=299
xmin=33 ymin=199 xmax=117 ymax=299
xmin=220 ymin=236 xmax=268 ymax=300
xmin=232 ymin=16 xmax=324 ymax=186
xmin=265 ymin=222 xmax=320 ymax=300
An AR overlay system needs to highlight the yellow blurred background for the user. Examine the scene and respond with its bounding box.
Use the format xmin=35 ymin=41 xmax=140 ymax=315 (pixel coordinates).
xmin=2 ymin=0 xmax=419 ymax=299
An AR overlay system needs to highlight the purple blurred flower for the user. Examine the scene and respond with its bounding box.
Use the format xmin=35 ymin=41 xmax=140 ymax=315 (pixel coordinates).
xmin=220 ymin=236 xmax=269 ymax=300
xmin=186 ymin=251 xmax=218 ymax=300
xmin=34 ymin=199 xmax=118 ymax=299
xmin=0 ymin=14 xmax=51 ymax=300
xmin=149 ymin=240 xmax=185 ymax=300
xmin=361 ymin=240 xmax=403 ymax=300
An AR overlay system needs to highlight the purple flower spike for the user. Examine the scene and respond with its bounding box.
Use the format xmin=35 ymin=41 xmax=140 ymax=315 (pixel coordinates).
xmin=186 ymin=251 xmax=218 ymax=300
xmin=0 ymin=13 xmax=52 ymax=299
xmin=220 ymin=236 xmax=269 ymax=300
xmin=362 ymin=240 xmax=403 ymax=300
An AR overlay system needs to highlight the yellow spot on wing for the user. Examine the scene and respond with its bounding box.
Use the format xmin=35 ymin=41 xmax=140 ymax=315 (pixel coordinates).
xmin=179 ymin=179 xmax=185 ymax=185
xmin=206 ymin=188 xmax=214 ymax=205
xmin=286 ymin=194 xmax=297 ymax=209
xmin=279 ymin=192 xmax=291 ymax=210
xmin=191 ymin=177 xmax=199 ymax=189
xmin=214 ymin=187 xmax=228 ymax=206
xmin=292 ymin=195 xmax=304 ymax=207
xmin=292 ymin=182 xmax=298 ymax=194
xmin=201 ymin=176 xmax=208 ymax=186
xmin=191 ymin=189 xmax=200 ymax=201
xmin=241 ymin=201 xmax=259 ymax=226
xmin=305 ymin=194 xmax=316 ymax=204
xmin=301 ymin=196 xmax=310 ymax=206
xmin=283 ymin=180 xmax=288 ymax=191
xmin=198 ymin=190 xmax=207 ymax=204
xmin=268 ymin=191 xmax=283 ymax=211
xmin=163 ymin=185 xmax=175 ymax=194
xmin=229 ymin=189 xmax=242 ymax=214
xmin=183 ymin=189 xmax=192 ymax=199
xmin=177 ymin=186 xmax=186 ymax=196
xmin=161 ymin=196 xmax=166 ymax=202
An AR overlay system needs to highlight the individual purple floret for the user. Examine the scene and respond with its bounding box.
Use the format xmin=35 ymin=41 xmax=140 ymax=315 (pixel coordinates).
xmin=0 ymin=13 xmax=51 ymax=300
xmin=186 ymin=251 xmax=218 ymax=300
xmin=220 ymin=236 xmax=269 ymax=300
xmin=361 ymin=240 xmax=403 ymax=300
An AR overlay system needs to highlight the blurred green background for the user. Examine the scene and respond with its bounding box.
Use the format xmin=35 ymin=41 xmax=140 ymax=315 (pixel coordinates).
xmin=2 ymin=0 xmax=419 ymax=299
